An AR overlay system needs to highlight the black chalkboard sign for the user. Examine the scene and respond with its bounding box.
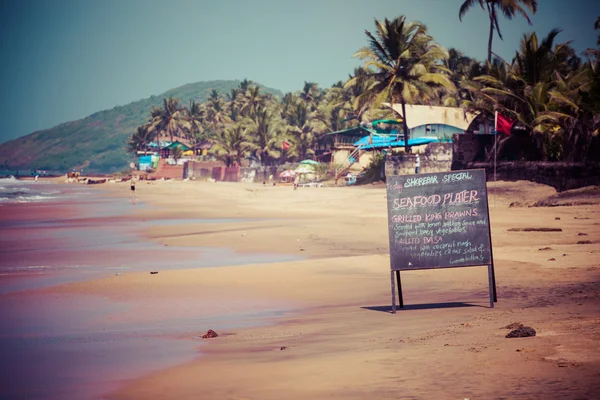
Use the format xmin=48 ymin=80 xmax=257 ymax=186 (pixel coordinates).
xmin=385 ymin=169 xmax=496 ymax=311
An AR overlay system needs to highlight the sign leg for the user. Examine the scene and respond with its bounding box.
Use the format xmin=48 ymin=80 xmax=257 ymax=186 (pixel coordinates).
xmin=395 ymin=270 xmax=404 ymax=308
xmin=487 ymin=264 xmax=495 ymax=308
xmin=390 ymin=271 xmax=397 ymax=314
xmin=491 ymin=263 xmax=498 ymax=302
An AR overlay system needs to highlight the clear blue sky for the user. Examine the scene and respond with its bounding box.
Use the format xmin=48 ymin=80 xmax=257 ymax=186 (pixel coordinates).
xmin=1 ymin=0 xmax=598 ymax=143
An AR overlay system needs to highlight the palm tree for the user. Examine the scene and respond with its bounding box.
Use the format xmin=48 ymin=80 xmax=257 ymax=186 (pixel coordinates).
xmin=205 ymin=91 xmax=230 ymax=132
xmin=128 ymin=125 xmax=153 ymax=155
xmin=149 ymin=97 xmax=189 ymax=144
xmin=299 ymin=82 xmax=322 ymax=111
xmin=211 ymin=124 xmax=256 ymax=167
xmin=226 ymin=88 xmax=242 ymax=122
xmin=239 ymin=79 xmax=254 ymax=92
xmin=459 ymin=0 xmax=537 ymax=63
xmin=464 ymin=30 xmax=588 ymax=161
xmin=247 ymin=108 xmax=284 ymax=179
xmin=280 ymin=99 xmax=317 ymax=161
xmin=348 ymin=16 xmax=455 ymax=152
xmin=241 ymin=85 xmax=267 ymax=119
xmin=185 ymin=100 xmax=206 ymax=145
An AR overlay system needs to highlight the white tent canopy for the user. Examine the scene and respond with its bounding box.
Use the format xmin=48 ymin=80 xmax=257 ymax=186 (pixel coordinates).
xmin=384 ymin=104 xmax=477 ymax=130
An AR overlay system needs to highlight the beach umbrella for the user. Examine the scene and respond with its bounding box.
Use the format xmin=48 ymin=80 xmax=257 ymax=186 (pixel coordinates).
xmin=279 ymin=170 xmax=296 ymax=178
xmin=299 ymin=160 xmax=319 ymax=166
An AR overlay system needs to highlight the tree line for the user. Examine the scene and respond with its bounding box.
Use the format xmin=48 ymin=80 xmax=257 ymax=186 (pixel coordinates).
xmin=129 ymin=0 xmax=600 ymax=165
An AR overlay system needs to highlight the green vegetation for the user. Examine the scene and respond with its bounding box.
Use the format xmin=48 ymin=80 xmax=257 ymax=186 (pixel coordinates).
xmin=1 ymin=7 xmax=599 ymax=174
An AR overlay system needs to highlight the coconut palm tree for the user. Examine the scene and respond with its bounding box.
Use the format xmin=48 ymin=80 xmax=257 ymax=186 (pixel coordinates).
xmin=128 ymin=124 xmax=153 ymax=155
xmin=205 ymin=91 xmax=230 ymax=132
xmin=210 ymin=124 xmax=256 ymax=167
xmin=281 ymin=99 xmax=317 ymax=160
xmin=185 ymin=100 xmax=206 ymax=145
xmin=239 ymin=79 xmax=254 ymax=92
xmin=249 ymin=108 xmax=283 ymax=166
xmin=241 ymin=85 xmax=267 ymax=119
xmin=348 ymin=16 xmax=455 ymax=152
xmin=149 ymin=97 xmax=189 ymax=144
xmin=225 ymin=88 xmax=243 ymax=122
xmin=464 ymin=30 xmax=588 ymax=161
xmin=299 ymin=82 xmax=322 ymax=111
xmin=458 ymin=0 xmax=537 ymax=63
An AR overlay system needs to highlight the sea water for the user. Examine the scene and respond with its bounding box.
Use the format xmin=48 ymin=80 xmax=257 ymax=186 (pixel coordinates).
xmin=0 ymin=176 xmax=74 ymax=203
xmin=0 ymin=180 xmax=304 ymax=400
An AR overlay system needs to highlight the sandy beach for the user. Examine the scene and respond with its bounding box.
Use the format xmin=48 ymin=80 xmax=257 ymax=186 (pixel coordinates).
xmin=2 ymin=178 xmax=600 ymax=399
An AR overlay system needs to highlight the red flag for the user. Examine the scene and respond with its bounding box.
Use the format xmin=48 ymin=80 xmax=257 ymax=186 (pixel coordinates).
xmin=282 ymin=141 xmax=290 ymax=151
xmin=495 ymin=112 xmax=514 ymax=135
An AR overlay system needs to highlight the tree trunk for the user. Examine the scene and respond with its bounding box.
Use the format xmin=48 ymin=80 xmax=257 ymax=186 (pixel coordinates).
xmin=487 ymin=4 xmax=495 ymax=63
xmin=400 ymin=98 xmax=410 ymax=153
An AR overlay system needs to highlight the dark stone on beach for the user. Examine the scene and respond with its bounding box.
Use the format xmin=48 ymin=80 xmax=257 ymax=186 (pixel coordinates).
xmin=577 ymin=240 xmax=592 ymax=244
xmin=548 ymin=258 xmax=556 ymax=261
xmin=504 ymin=322 xmax=524 ymax=330
xmin=577 ymin=233 xmax=588 ymax=236
xmin=280 ymin=346 xmax=287 ymax=350
xmin=150 ymin=271 xmax=158 ymax=274
xmin=506 ymin=326 xmax=536 ymax=338
xmin=202 ymin=329 xmax=219 ymax=339
xmin=555 ymin=217 xmax=561 ymax=220
xmin=538 ymin=247 xmax=553 ymax=251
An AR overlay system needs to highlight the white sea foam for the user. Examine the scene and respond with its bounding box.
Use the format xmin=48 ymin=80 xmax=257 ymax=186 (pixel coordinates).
xmin=0 ymin=194 xmax=58 ymax=203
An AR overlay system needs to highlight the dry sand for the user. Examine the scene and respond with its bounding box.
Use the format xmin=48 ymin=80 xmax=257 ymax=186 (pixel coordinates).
xmin=36 ymin=179 xmax=600 ymax=399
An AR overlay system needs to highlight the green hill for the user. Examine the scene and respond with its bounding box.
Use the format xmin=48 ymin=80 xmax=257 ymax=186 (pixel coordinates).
xmin=0 ymin=80 xmax=283 ymax=174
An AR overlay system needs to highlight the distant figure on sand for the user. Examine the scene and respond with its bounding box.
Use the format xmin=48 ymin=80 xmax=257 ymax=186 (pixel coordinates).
xmin=293 ymin=175 xmax=300 ymax=190
xmin=415 ymin=154 xmax=420 ymax=174
xmin=130 ymin=177 xmax=137 ymax=203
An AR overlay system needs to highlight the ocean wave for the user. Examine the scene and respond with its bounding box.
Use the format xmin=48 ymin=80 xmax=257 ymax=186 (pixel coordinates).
xmin=0 ymin=188 xmax=31 ymax=196
xmin=0 ymin=195 xmax=58 ymax=203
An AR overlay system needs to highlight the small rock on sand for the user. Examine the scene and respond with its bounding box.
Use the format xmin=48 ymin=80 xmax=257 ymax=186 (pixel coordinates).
xmin=506 ymin=326 xmax=536 ymax=338
xmin=577 ymin=240 xmax=592 ymax=244
xmin=202 ymin=329 xmax=219 ymax=339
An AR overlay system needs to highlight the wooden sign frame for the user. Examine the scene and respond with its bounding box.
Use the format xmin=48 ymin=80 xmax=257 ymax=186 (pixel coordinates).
xmin=386 ymin=169 xmax=497 ymax=313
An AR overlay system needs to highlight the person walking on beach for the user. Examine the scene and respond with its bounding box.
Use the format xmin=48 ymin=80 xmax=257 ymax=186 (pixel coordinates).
xmin=293 ymin=174 xmax=300 ymax=190
xmin=130 ymin=176 xmax=137 ymax=203
xmin=415 ymin=154 xmax=420 ymax=174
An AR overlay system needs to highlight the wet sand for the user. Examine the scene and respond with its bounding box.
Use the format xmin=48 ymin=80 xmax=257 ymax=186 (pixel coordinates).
xmin=3 ymin=179 xmax=600 ymax=399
